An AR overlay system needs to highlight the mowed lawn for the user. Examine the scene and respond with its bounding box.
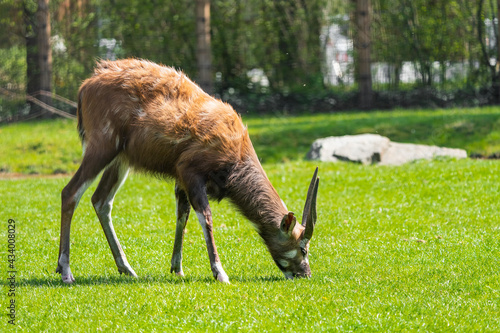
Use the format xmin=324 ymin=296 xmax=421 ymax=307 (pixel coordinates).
xmin=0 ymin=107 xmax=499 ymax=331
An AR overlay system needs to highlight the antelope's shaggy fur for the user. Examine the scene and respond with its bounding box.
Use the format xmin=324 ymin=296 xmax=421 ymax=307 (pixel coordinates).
xmin=79 ymin=59 xmax=251 ymax=177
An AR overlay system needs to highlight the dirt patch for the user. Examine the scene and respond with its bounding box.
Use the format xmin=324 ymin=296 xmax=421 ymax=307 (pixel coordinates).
xmin=0 ymin=172 xmax=72 ymax=180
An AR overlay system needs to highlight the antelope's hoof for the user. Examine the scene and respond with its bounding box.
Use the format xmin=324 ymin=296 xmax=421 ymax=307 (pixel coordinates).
xmin=62 ymin=273 xmax=75 ymax=284
xmin=170 ymin=264 xmax=185 ymax=277
xmin=118 ymin=266 xmax=138 ymax=278
xmin=216 ymin=272 xmax=230 ymax=284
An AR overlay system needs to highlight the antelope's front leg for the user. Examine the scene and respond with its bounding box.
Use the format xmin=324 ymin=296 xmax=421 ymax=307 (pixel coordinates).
xmin=170 ymin=183 xmax=191 ymax=276
xmin=194 ymin=210 xmax=229 ymax=283
xmin=185 ymin=177 xmax=229 ymax=283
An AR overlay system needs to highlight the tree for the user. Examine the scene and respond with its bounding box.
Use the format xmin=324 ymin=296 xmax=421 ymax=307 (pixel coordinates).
xmin=196 ymin=0 xmax=213 ymax=94
xmin=476 ymin=0 xmax=500 ymax=101
xmin=23 ymin=0 xmax=52 ymax=117
xmin=352 ymin=0 xmax=373 ymax=109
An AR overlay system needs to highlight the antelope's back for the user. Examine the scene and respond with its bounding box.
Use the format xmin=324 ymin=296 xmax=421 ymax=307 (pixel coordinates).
xmin=78 ymin=59 xmax=253 ymax=177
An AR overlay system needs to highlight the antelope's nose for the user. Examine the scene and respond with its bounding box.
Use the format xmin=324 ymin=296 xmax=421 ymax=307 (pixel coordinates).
xmin=285 ymin=272 xmax=311 ymax=279
xmin=296 ymin=272 xmax=311 ymax=279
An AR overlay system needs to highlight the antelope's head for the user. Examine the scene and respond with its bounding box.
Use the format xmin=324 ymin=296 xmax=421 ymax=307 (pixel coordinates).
xmin=273 ymin=168 xmax=319 ymax=279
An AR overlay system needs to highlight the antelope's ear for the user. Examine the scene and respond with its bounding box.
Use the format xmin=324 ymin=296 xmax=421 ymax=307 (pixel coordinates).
xmin=280 ymin=212 xmax=296 ymax=237
xmin=302 ymin=167 xmax=319 ymax=242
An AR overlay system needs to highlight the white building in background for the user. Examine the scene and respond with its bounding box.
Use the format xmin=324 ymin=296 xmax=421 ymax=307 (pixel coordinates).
xmin=321 ymin=18 xmax=354 ymax=86
xmin=99 ymin=38 xmax=120 ymax=60
xmin=321 ymin=20 xmax=474 ymax=87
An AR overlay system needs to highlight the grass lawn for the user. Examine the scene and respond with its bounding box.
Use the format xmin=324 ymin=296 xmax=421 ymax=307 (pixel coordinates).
xmin=0 ymin=107 xmax=499 ymax=331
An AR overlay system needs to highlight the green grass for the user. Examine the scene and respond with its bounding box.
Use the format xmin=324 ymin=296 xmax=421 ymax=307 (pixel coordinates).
xmin=1 ymin=107 xmax=500 ymax=331
xmin=1 ymin=106 xmax=499 ymax=174
xmin=0 ymin=119 xmax=81 ymax=174
xmin=1 ymin=160 xmax=499 ymax=331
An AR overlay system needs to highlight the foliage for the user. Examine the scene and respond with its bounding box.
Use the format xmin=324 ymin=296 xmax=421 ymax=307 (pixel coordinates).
xmin=0 ymin=46 xmax=28 ymax=120
xmin=0 ymin=46 xmax=27 ymax=89
xmin=256 ymin=0 xmax=325 ymax=91
xmin=0 ymin=0 xmax=25 ymax=47
xmin=50 ymin=0 xmax=99 ymax=100
xmin=1 ymin=1 xmax=500 ymax=115
xmin=99 ymin=0 xmax=197 ymax=75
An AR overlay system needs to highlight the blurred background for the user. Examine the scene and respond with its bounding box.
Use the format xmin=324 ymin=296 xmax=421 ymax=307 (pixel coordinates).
xmin=1 ymin=0 xmax=500 ymax=121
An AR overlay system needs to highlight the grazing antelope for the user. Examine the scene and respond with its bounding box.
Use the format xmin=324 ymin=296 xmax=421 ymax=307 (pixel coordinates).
xmin=56 ymin=59 xmax=319 ymax=284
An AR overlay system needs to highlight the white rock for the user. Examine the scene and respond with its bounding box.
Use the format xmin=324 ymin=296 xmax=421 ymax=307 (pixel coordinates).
xmin=379 ymin=142 xmax=467 ymax=166
xmin=306 ymin=134 xmax=467 ymax=165
xmin=306 ymin=134 xmax=391 ymax=165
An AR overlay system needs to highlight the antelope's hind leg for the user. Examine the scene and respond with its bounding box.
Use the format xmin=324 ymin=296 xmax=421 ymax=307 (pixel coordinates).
xmin=170 ymin=182 xmax=191 ymax=276
xmin=57 ymin=147 xmax=118 ymax=284
xmin=91 ymin=157 xmax=137 ymax=277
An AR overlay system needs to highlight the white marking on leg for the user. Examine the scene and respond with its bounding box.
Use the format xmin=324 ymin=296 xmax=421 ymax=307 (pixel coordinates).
xmin=106 ymin=159 xmax=129 ymax=205
xmin=58 ymin=253 xmax=75 ymax=284
xmin=58 ymin=177 xmax=94 ymax=284
xmin=171 ymin=200 xmax=188 ymax=276
xmin=213 ymin=262 xmax=229 ymax=283
xmin=196 ymin=211 xmax=208 ymax=228
xmin=196 ymin=211 xmax=216 ymax=246
xmin=195 ymin=211 xmax=230 ymax=283
xmin=171 ymin=250 xmax=184 ymax=276
xmin=74 ymin=180 xmax=93 ymax=206
xmin=94 ymin=159 xmax=136 ymax=276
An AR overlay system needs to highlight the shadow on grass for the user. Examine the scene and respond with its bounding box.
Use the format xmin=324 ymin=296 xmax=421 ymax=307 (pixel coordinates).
xmin=11 ymin=273 xmax=286 ymax=287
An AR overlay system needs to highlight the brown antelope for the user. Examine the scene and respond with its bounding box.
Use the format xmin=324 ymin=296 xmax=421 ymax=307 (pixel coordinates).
xmin=56 ymin=59 xmax=319 ymax=284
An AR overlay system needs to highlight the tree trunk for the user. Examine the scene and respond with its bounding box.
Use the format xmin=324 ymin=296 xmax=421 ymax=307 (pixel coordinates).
xmin=497 ymin=0 xmax=500 ymax=101
xmin=26 ymin=34 xmax=39 ymax=112
xmin=24 ymin=1 xmax=39 ymax=115
xmin=196 ymin=0 xmax=213 ymax=95
xmin=37 ymin=0 xmax=52 ymax=115
xmin=24 ymin=0 xmax=52 ymax=118
xmin=353 ymin=0 xmax=373 ymax=109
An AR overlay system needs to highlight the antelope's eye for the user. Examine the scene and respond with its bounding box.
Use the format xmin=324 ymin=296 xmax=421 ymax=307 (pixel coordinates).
xmin=300 ymin=247 xmax=307 ymax=256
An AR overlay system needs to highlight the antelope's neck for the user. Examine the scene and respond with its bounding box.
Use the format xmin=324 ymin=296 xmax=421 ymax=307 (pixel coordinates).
xmin=227 ymin=157 xmax=287 ymax=234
